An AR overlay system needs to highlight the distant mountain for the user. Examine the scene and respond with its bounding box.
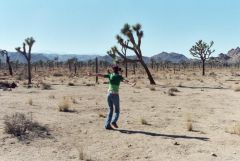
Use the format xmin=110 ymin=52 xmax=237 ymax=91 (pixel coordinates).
xmin=151 ymin=52 xmax=188 ymax=63
xmin=227 ymin=47 xmax=240 ymax=57
xmin=0 ymin=52 xmax=49 ymax=63
xmin=0 ymin=51 xmax=189 ymax=64
xmin=211 ymin=47 xmax=240 ymax=64
xmin=43 ymin=54 xmax=99 ymax=62
xmin=226 ymin=47 xmax=240 ymax=63
xmin=0 ymin=52 xmax=104 ymax=63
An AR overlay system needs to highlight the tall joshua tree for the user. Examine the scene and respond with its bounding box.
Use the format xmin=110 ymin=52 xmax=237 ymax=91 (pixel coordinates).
xmin=0 ymin=49 xmax=13 ymax=76
xmin=116 ymin=23 xmax=156 ymax=84
xmin=16 ymin=37 xmax=35 ymax=84
xmin=190 ymin=40 xmax=215 ymax=76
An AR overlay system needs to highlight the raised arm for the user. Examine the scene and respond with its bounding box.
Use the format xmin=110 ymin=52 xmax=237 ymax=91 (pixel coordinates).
xmin=123 ymin=79 xmax=136 ymax=87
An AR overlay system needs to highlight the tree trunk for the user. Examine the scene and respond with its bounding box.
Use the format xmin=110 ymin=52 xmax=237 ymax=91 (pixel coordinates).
xmin=125 ymin=59 xmax=128 ymax=78
xmin=133 ymin=63 xmax=136 ymax=75
xmin=6 ymin=56 xmax=13 ymax=76
xmin=202 ymin=60 xmax=205 ymax=76
xmin=139 ymin=59 xmax=156 ymax=85
xmin=74 ymin=63 xmax=77 ymax=74
xmin=27 ymin=59 xmax=32 ymax=84
xmin=68 ymin=63 xmax=71 ymax=72
xmin=95 ymin=57 xmax=98 ymax=83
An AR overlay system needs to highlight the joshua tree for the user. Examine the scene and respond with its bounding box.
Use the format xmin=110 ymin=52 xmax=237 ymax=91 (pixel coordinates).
xmin=190 ymin=40 xmax=215 ymax=76
xmin=67 ymin=57 xmax=78 ymax=74
xmin=15 ymin=37 xmax=35 ymax=84
xmin=0 ymin=49 xmax=13 ymax=76
xmin=116 ymin=23 xmax=156 ymax=84
xmin=54 ymin=56 xmax=59 ymax=68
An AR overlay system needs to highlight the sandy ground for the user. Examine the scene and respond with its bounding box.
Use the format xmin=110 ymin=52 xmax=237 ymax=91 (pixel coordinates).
xmin=0 ymin=69 xmax=240 ymax=161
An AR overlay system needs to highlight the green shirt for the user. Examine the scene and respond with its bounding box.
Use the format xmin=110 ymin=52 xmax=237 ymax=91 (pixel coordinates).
xmin=104 ymin=73 xmax=124 ymax=92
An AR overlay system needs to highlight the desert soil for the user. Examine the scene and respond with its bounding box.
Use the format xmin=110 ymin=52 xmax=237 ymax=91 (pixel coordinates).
xmin=0 ymin=69 xmax=240 ymax=161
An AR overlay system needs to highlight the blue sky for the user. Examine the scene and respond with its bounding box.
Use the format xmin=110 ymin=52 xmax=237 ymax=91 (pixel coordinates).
xmin=0 ymin=0 xmax=240 ymax=57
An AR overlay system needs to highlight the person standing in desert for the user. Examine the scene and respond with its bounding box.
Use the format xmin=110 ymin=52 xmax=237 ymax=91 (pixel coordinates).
xmin=88 ymin=65 xmax=135 ymax=130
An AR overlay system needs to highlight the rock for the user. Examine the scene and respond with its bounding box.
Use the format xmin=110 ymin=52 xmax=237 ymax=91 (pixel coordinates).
xmin=174 ymin=142 xmax=180 ymax=146
xmin=128 ymin=144 xmax=132 ymax=148
xmin=211 ymin=153 xmax=217 ymax=157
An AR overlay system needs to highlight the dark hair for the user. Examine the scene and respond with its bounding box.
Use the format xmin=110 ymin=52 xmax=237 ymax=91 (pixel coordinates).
xmin=112 ymin=66 xmax=120 ymax=74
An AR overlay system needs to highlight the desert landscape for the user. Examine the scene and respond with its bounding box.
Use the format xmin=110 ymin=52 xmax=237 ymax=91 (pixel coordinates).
xmin=1 ymin=1 xmax=240 ymax=161
xmin=0 ymin=67 xmax=240 ymax=161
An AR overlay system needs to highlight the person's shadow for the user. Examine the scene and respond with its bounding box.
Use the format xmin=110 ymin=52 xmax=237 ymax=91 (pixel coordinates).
xmin=114 ymin=129 xmax=209 ymax=141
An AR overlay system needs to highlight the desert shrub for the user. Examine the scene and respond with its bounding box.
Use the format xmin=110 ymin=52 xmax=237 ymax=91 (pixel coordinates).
xmin=4 ymin=113 xmax=30 ymax=136
xmin=169 ymin=87 xmax=179 ymax=92
xmin=177 ymin=82 xmax=183 ymax=87
xmin=209 ymin=72 xmax=217 ymax=77
xmin=68 ymin=82 xmax=75 ymax=86
xmin=41 ymin=83 xmax=52 ymax=90
xmin=53 ymin=73 xmax=63 ymax=77
xmin=4 ymin=113 xmax=49 ymax=139
xmin=168 ymin=87 xmax=179 ymax=96
xmin=85 ymin=83 xmax=95 ymax=86
xmin=48 ymin=95 xmax=55 ymax=99
xmin=149 ymin=86 xmax=156 ymax=91
xmin=146 ymin=85 xmax=155 ymax=91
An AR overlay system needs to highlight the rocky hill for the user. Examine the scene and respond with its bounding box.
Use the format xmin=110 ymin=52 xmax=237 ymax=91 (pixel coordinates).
xmin=151 ymin=52 xmax=188 ymax=63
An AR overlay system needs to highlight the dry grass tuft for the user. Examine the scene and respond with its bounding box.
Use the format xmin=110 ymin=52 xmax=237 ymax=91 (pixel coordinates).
xmin=186 ymin=114 xmax=193 ymax=131
xmin=227 ymin=123 xmax=240 ymax=135
xmin=78 ymin=148 xmax=95 ymax=161
xmin=28 ymin=98 xmax=33 ymax=105
xmin=234 ymin=86 xmax=240 ymax=92
xmin=98 ymin=113 xmax=106 ymax=118
xmin=58 ymin=97 xmax=76 ymax=112
xmin=141 ymin=118 xmax=151 ymax=125
xmin=58 ymin=98 xmax=71 ymax=112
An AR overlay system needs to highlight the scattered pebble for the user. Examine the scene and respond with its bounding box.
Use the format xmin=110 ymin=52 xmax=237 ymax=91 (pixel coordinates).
xmin=174 ymin=142 xmax=180 ymax=146
xmin=211 ymin=153 xmax=217 ymax=157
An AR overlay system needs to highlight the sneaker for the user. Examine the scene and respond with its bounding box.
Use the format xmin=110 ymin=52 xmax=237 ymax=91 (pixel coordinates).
xmin=111 ymin=122 xmax=118 ymax=128
xmin=105 ymin=125 xmax=114 ymax=130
